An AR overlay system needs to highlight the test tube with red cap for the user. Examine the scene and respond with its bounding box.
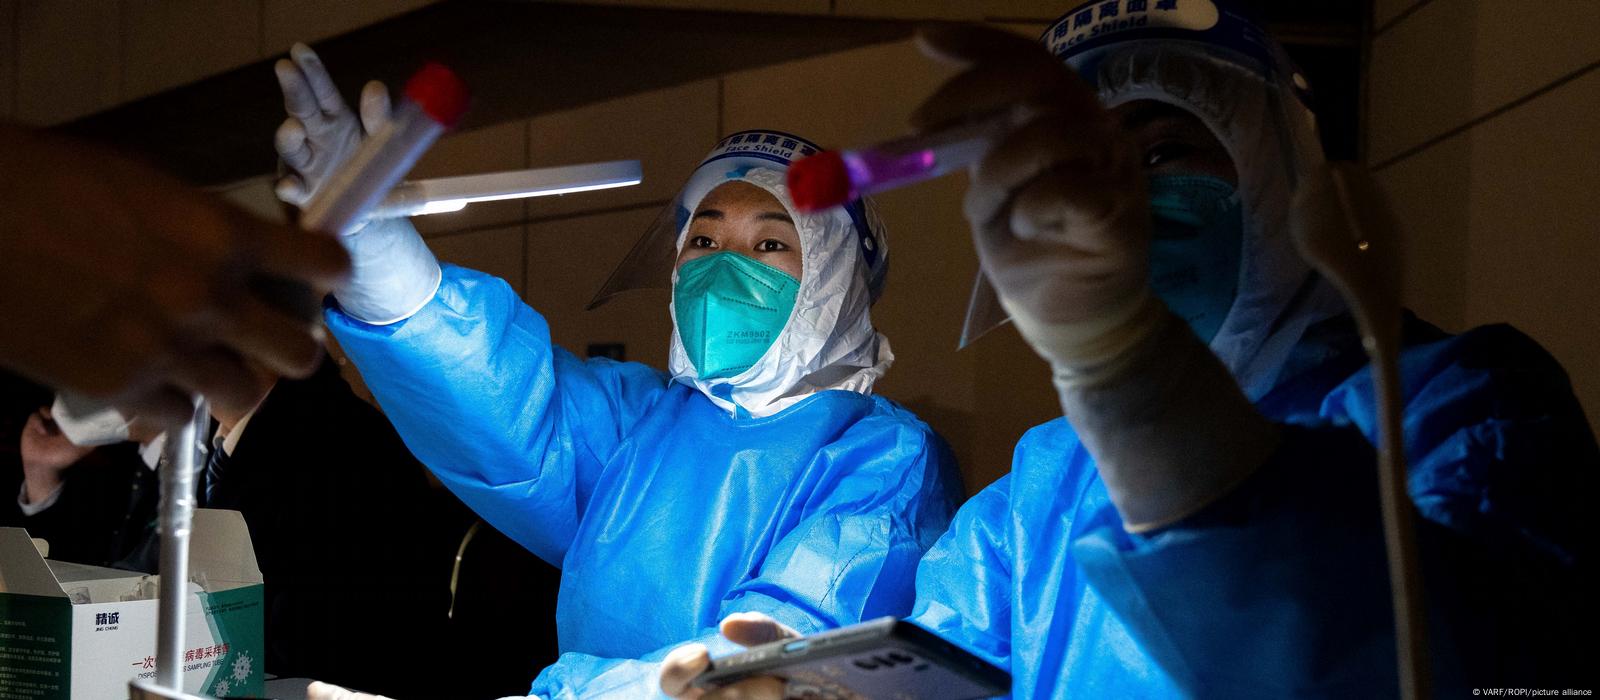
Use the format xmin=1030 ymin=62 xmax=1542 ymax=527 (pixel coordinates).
xmin=300 ymin=61 xmax=471 ymax=235
xmin=787 ymin=115 xmax=1008 ymax=213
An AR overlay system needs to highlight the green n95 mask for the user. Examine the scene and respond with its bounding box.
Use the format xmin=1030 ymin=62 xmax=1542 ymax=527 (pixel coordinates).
xmin=1146 ymin=174 xmax=1245 ymax=343
xmin=673 ymin=251 xmax=800 ymax=380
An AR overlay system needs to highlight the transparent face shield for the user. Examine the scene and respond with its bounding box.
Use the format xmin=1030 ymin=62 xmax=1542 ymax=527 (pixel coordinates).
xmin=958 ymin=0 xmax=1318 ymax=348
xmin=588 ymin=129 xmax=887 ymax=310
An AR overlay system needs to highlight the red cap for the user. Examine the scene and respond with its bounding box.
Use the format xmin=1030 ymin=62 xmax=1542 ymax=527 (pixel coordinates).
xmin=404 ymin=62 xmax=470 ymax=128
xmin=787 ymin=151 xmax=852 ymax=213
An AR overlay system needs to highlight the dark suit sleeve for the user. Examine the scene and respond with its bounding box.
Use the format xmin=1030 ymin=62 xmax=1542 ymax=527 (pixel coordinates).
xmin=2 ymin=442 xmax=150 ymax=568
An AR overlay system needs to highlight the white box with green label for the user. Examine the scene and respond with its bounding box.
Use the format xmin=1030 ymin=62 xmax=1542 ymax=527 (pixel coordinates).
xmin=0 ymin=509 xmax=265 ymax=699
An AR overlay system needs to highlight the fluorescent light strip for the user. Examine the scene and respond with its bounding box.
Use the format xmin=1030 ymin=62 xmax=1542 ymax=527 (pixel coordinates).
xmin=416 ymin=200 xmax=469 ymax=215
xmin=453 ymin=177 xmax=642 ymax=205
xmin=380 ymin=161 xmax=643 ymax=218
xmin=416 ymin=178 xmax=640 ymax=215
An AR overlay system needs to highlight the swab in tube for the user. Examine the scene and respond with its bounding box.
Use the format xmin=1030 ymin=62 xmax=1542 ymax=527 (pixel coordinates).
xmin=299 ymin=62 xmax=470 ymax=235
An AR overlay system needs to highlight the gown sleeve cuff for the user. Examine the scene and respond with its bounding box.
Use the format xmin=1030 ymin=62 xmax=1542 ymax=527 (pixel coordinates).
xmin=331 ymin=217 xmax=444 ymax=325
xmin=1048 ymin=305 xmax=1281 ymax=533
xmin=1001 ymin=290 xmax=1168 ymax=389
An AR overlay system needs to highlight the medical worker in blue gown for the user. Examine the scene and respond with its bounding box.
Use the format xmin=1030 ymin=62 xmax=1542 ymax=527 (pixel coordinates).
xmin=270 ymin=45 xmax=961 ymax=699
xmin=659 ymin=4 xmax=1596 ymax=699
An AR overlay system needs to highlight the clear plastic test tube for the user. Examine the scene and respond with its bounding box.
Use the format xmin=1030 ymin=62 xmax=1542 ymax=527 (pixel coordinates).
xmin=787 ymin=114 xmax=1011 ymax=213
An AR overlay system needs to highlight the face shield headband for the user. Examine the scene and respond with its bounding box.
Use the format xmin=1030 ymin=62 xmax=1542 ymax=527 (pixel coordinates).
xmin=1042 ymin=0 xmax=1311 ymax=109
xmin=588 ymin=129 xmax=887 ymax=310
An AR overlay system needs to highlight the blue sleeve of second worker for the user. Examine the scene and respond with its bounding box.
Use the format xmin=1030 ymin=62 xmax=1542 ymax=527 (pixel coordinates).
xmin=324 ymin=264 xmax=669 ymax=565
xmin=713 ymin=420 xmax=960 ymax=631
xmin=526 ymin=416 xmax=962 ymax=699
xmin=906 ymin=481 xmax=1015 ymax=673
xmin=1070 ymin=426 xmax=1396 ymax=698
xmin=1070 ymin=327 xmax=1598 ymax=697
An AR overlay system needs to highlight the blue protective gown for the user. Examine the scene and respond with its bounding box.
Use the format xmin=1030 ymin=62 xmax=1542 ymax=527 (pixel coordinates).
xmin=326 ymin=265 xmax=962 ymax=698
xmin=911 ymin=314 xmax=1596 ymax=698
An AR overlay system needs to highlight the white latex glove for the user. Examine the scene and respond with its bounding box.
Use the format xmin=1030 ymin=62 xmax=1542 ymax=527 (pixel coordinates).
xmin=273 ymin=43 xmax=441 ymax=325
xmin=913 ymin=25 xmax=1161 ymax=378
xmin=914 ymin=25 xmax=1277 ymax=532
xmin=273 ymin=43 xmax=391 ymax=207
xmin=659 ymin=612 xmax=800 ymax=700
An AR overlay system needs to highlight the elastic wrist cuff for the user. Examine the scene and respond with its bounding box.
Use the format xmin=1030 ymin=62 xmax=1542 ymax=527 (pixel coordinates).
xmin=340 ymin=262 xmax=443 ymax=326
xmin=331 ymin=217 xmax=443 ymax=325
xmin=1002 ymin=290 xmax=1169 ymax=386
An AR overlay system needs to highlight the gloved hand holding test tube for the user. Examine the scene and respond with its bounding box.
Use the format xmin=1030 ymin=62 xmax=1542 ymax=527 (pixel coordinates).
xmin=299 ymin=62 xmax=470 ymax=235
xmin=793 ymin=75 xmax=1428 ymax=700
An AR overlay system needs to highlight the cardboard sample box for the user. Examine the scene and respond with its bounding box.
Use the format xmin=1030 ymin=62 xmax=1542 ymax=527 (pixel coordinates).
xmin=0 ymin=509 xmax=265 ymax=699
